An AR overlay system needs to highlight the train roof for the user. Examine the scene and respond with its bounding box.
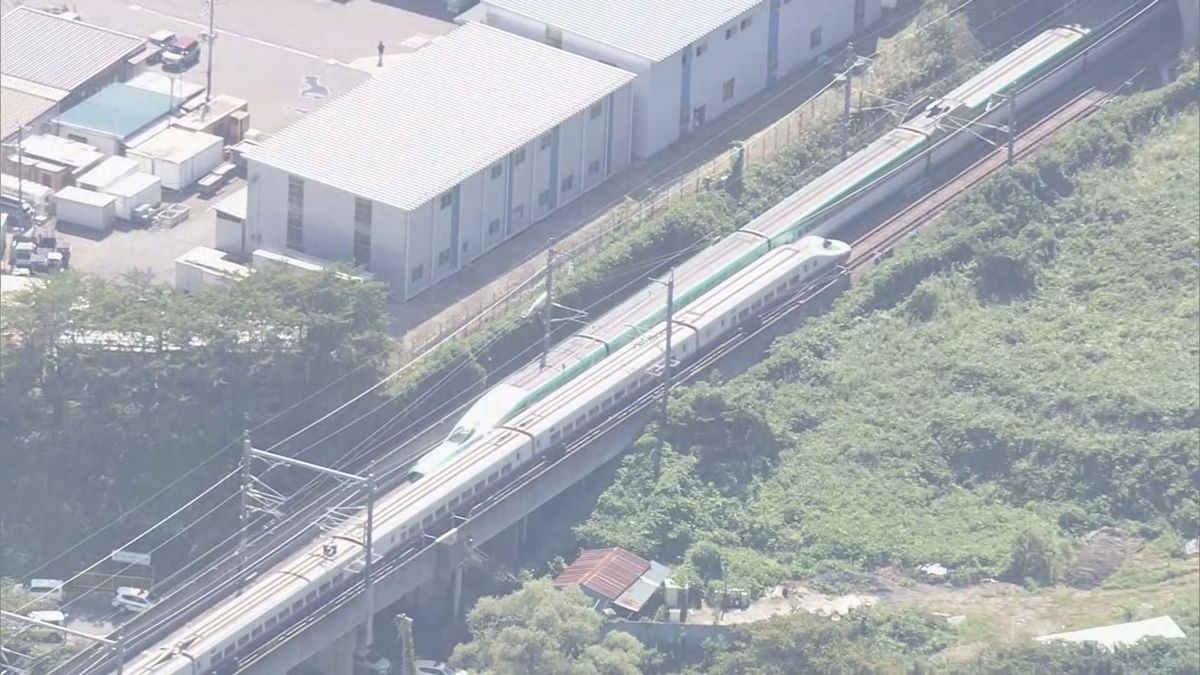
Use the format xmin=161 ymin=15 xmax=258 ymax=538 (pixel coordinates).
xmin=937 ymin=25 xmax=1089 ymax=112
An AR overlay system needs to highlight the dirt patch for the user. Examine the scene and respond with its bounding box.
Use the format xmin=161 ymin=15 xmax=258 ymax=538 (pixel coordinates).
xmin=1066 ymin=527 xmax=1128 ymax=589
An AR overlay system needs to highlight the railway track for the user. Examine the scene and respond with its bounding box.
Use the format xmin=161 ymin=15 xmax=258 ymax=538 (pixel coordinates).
xmin=233 ymin=33 xmax=1170 ymax=675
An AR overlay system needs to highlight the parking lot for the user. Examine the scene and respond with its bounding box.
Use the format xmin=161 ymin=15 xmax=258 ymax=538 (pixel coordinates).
xmin=18 ymin=0 xmax=455 ymax=283
xmin=69 ymin=0 xmax=455 ymax=132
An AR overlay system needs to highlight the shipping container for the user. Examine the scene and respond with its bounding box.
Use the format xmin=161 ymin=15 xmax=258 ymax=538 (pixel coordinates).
xmin=105 ymin=172 xmax=162 ymax=220
xmin=55 ymin=186 xmax=116 ymax=231
xmin=127 ymin=127 xmax=223 ymax=191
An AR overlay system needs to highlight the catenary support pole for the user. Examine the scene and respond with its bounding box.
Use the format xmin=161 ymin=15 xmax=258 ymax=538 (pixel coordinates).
xmin=539 ymin=242 xmax=555 ymax=369
xmin=842 ymin=43 xmax=855 ymax=157
xmin=16 ymin=122 xmax=23 ymax=211
xmin=238 ymin=430 xmax=252 ymax=588
xmin=655 ymin=268 xmax=675 ymax=478
xmin=363 ymin=473 xmax=376 ymax=646
xmin=1007 ymin=92 xmax=1017 ymax=165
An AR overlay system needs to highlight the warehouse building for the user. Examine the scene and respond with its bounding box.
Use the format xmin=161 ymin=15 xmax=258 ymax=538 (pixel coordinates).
xmin=473 ymin=0 xmax=882 ymax=159
xmin=244 ymin=22 xmax=635 ymax=298
xmin=0 ymin=7 xmax=147 ymax=142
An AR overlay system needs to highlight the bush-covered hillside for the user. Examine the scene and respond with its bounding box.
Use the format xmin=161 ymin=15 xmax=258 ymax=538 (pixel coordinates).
xmin=579 ymin=65 xmax=1200 ymax=594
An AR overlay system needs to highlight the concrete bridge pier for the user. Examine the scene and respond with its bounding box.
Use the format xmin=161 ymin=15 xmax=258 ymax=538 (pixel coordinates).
xmin=306 ymin=630 xmax=356 ymax=675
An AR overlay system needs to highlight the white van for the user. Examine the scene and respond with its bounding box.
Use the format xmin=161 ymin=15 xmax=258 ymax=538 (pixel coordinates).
xmin=112 ymin=586 xmax=157 ymax=613
xmin=26 ymin=578 xmax=65 ymax=602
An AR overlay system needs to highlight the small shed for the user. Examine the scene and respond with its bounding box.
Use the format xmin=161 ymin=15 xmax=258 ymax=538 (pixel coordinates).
xmin=553 ymin=547 xmax=670 ymax=617
xmin=213 ymin=185 xmax=249 ymax=256
xmin=54 ymin=83 xmax=175 ymax=155
xmin=175 ymin=245 xmax=250 ymax=293
xmin=55 ymin=185 xmax=116 ymax=231
xmin=76 ymin=155 xmax=140 ymax=192
xmin=126 ymin=127 xmax=223 ymax=191
xmin=104 ymin=172 xmax=161 ymax=220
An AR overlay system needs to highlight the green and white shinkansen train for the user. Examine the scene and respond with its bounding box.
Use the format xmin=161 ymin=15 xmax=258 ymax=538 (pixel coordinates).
xmin=408 ymin=21 xmax=1106 ymax=479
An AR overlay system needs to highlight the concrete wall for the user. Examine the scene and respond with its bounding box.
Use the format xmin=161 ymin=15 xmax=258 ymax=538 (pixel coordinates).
xmin=245 ymin=78 xmax=632 ymax=300
xmin=482 ymin=0 xmax=880 ymax=160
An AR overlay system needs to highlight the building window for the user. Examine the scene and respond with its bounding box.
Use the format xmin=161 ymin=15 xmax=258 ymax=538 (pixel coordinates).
xmin=723 ymin=78 xmax=735 ymax=102
xmin=411 ymin=264 xmax=424 ymax=282
xmin=539 ymin=132 xmax=553 ymax=149
xmin=353 ymin=197 xmax=371 ymax=266
xmin=440 ymin=191 xmax=453 ymax=209
xmin=810 ymin=27 xmax=823 ymax=50
xmin=740 ymin=16 xmax=752 ymax=30
xmin=538 ymin=189 xmax=551 ymax=207
xmin=512 ymin=148 xmax=526 ymax=165
xmin=286 ymin=211 xmax=303 ymax=250
xmin=692 ymin=105 xmax=706 ymax=127
xmin=587 ymin=159 xmax=601 ymax=176
xmin=561 ymin=174 xmax=574 ymax=193
xmin=437 ymin=248 xmax=451 ymax=266
xmin=490 ymin=163 xmax=502 ymax=179
xmin=287 ymin=175 xmax=303 ymax=208
xmin=512 ymin=204 xmax=525 ymax=221
xmin=695 ymin=43 xmax=707 ymax=57
xmin=725 ymin=26 xmax=736 ymax=39
xmin=286 ymin=175 xmax=304 ymax=250
xmin=589 ymin=101 xmax=603 ymax=119
xmin=488 ymin=218 xmax=501 ymax=235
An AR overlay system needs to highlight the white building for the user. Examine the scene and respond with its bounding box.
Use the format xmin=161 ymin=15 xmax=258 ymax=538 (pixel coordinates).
xmin=474 ymin=0 xmax=882 ymax=159
xmin=244 ymin=22 xmax=635 ymax=299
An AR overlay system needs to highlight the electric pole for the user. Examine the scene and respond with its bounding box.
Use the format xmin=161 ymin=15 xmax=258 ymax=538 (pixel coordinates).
xmin=653 ymin=269 xmax=675 ymax=479
xmin=540 ymin=241 xmax=555 ymax=369
xmin=842 ymin=43 xmax=855 ymax=158
xmin=363 ymin=473 xmax=376 ymax=646
xmin=205 ymin=0 xmax=215 ymax=102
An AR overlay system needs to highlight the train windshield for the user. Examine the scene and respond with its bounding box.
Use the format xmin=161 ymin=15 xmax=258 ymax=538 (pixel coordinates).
xmin=447 ymin=426 xmax=473 ymax=443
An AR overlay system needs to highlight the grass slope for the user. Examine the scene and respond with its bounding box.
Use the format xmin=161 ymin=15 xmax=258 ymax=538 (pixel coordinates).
xmin=579 ymin=67 xmax=1200 ymax=600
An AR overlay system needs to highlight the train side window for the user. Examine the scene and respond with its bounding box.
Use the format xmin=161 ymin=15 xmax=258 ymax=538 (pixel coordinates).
xmin=588 ymin=405 xmax=600 ymax=416
xmin=422 ymin=515 xmax=433 ymax=527
xmin=238 ymin=636 xmax=249 ymax=648
xmin=266 ymin=617 xmax=277 ymax=629
xmin=292 ymin=599 xmax=303 ymax=612
xmin=502 ymin=463 xmax=512 ymax=475
xmin=489 ymin=471 xmax=499 ymax=482
xmin=449 ymin=496 xmax=460 ymax=507
xmin=252 ymin=626 xmax=263 ymax=638
xmin=791 ymin=274 xmax=800 ymax=283
xmin=305 ymin=591 xmax=317 ymax=603
xmin=436 ymin=505 xmax=447 ymax=517
xmin=475 ymin=480 xmax=485 ymax=493
xmin=319 ymin=581 xmax=331 ymax=593
xmin=550 ymin=430 xmax=561 ymax=442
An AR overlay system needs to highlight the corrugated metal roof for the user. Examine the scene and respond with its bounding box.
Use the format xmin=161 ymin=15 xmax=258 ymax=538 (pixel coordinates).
xmin=1036 ymin=616 xmax=1187 ymax=649
xmin=55 ymin=83 xmax=174 ymax=139
xmin=0 ymin=86 xmax=57 ymax=141
xmin=613 ymin=560 xmax=670 ymax=613
xmin=482 ymin=0 xmax=761 ymax=62
xmin=0 ymin=7 xmax=145 ymax=91
xmin=244 ymin=22 xmax=634 ymax=212
xmin=553 ymin=547 xmax=650 ymax=601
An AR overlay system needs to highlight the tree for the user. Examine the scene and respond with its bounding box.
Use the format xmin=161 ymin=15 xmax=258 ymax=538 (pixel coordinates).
xmin=449 ymin=579 xmax=645 ymax=675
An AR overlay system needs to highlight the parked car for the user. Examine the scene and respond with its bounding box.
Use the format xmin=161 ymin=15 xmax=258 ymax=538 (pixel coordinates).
xmin=147 ymin=29 xmax=177 ymax=64
xmin=162 ymin=36 xmax=200 ymax=71
xmin=112 ymin=586 xmax=157 ymax=613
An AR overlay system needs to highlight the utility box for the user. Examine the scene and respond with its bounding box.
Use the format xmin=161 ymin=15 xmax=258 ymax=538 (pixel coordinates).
xmin=127 ymin=127 xmax=223 ymax=191
xmin=55 ymin=186 xmax=116 ymax=231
